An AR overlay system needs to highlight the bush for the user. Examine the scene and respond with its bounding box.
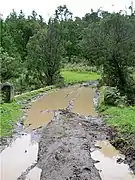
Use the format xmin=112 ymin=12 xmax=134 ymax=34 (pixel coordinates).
xmin=125 ymin=77 xmax=135 ymax=105
xmin=55 ymin=75 xmax=65 ymax=88
xmin=62 ymin=62 xmax=97 ymax=73
xmin=104 ymin=86 xmax=127 ymax=106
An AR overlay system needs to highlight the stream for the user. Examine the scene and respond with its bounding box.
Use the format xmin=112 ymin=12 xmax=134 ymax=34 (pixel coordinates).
xmin=0 ymin=86 xmax=135 ymax=180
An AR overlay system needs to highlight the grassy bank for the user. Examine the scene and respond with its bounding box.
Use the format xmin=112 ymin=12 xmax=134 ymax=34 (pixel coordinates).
xmin=99 ymin=86 xmax=135 ymax=134
xmin=0 ymin=86 xmax=55 ymax=137
xmin=61 ymin=71 xmax=100 ymax=84
xmin=0 ymin=101 xmax=22 ymax=136
xmin=103 ymin=106 xmax=135 ymax=134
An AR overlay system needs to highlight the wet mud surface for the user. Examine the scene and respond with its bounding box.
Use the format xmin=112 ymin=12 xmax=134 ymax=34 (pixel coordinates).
xmin=37 ymin=110 xmax=106 ymax=180
xmin=1 ymin=84 xmax=135 ymax=180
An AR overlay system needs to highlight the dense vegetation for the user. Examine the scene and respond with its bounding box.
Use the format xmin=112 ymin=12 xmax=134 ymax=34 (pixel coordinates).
xmin=1 ymin=5 xmax=135 ymax=101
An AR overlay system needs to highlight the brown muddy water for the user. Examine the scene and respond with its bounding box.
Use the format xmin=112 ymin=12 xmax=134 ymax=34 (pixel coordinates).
xmin=26 ymin=167 xmax=42 ymax=180
xmin=0 ymin=133 xmax=39 ymax=180
xmin=91 ymin=140 xmax=135 ymax=180
xmin=0 ymin=86 xmax=135 ymax=180
xmin=25 ymin=86 xmax=97 ymax=130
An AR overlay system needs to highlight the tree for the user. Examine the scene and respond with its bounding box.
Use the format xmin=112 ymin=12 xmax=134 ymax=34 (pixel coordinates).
xmin=55 ymin=5 xmax=72 ymax=21
xmin=26 ymin=19 xmax=64 ymax=88
xmin=1 ymin=47 xmax=21 ymax=82
xmin=80 ymin=13 xmax=135 ymax=103
xmin=5 ymin=10 xmax=44 ymax=60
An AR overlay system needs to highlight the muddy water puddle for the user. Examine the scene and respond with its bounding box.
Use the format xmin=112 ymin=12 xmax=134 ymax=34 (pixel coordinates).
xmin=0 ymin=132 xmax=39 ymax=180
xmin=91 ymin=140 xmax=135 ymax=180
xmin=25 ymin=86 xmax=97 ymax=129
xmin=72 ymin=87 xmax=97 ymax=116
xmin=26 ymin=167 xmax=42 ymax=180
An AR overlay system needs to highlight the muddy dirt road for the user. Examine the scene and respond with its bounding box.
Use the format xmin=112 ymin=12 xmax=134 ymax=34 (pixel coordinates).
xmin=1 ymin=85 xmax=135 ymax=180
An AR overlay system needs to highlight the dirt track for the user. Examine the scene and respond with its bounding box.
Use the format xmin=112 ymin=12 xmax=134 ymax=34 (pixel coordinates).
xmin=38 ymin=110 xmax=108 ymax=180
xmin=1 ymin=84 xmax=135 ymax=180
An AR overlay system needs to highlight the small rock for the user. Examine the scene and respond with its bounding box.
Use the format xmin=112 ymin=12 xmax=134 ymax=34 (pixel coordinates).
xmin=94 ymin=160 xmax=100 ymax=164
xmin=95 ymin=145 xmax=102 ymax=149
xmin=117 ymin=158 xmax=124 ymax=164
xmin=25 ymin=150 xmax=27 ymax=153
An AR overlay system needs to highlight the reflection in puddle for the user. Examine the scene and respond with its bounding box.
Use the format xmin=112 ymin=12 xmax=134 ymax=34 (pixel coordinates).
xmin=26 ymin=167 xmax=42 ymax=180
xmin=0 ymin=133 xmax=38 ymax=180
xmin=91 ymin=141 xmax=135 ymax=180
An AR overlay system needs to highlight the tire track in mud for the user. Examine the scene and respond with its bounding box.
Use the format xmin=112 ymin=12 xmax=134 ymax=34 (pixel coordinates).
xmin=17 ymin=87 xmax=82 ymax=180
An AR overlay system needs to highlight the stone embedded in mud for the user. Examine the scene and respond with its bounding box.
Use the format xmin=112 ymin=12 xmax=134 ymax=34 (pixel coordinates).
xmin=94 ymin=160 xmax=100 ymax=164
xmin=95 ymin=145 xmax=102 ymax=149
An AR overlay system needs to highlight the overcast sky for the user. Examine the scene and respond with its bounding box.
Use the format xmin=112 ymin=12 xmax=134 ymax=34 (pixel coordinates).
xmin=0 ymin=0 xmax=133 ymax=20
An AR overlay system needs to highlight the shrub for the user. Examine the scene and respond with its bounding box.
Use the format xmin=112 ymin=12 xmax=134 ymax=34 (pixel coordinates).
xmin=104 ymin=86 xmax=127 ymax=106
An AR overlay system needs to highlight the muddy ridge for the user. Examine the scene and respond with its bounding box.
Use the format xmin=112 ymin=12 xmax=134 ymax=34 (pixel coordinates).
xmin=37 ymin=110 xmax=107 ymax=180
xmin=109 ymin=128 xmax=135 ymax=174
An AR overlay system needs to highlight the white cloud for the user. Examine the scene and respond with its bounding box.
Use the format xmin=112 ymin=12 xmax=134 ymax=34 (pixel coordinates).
xmin=0 ymin=0 xmax=133 ymax=20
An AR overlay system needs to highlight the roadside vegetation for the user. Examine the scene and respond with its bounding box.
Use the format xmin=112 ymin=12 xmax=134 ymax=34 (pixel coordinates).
xmin=0 ymin=101 xmax=22 ymax=136
xmin=103 ymin=106 xmax=135 ymax=134
xmin=98 ymin=86 xmax=135 ymax=134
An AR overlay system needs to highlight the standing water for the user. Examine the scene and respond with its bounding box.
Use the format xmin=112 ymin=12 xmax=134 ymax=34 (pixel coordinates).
xmin=91 ymin=140 xmax=135 ymax=180
xmin=0 ymin=86 xmax=135 ymax=180
xmin=0 ymin=133 xmax=39 ymax=180
xmin=25 ymin=86 xmax=97 ymax=130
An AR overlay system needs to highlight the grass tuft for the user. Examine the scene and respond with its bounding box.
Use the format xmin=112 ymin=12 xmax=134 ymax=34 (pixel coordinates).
xmin=0 ymin=101 xmax=22 ymax=136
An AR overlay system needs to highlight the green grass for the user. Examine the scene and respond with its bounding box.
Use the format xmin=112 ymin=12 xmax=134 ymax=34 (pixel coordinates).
xmin=103 ymin=106 xmax=135 ymax=134
xmin=0 ymin=101 xmax=22 ymax=136
xmin=15 ymin=85 xmax=55 ymax=101
xmin=0 ymin=85 xmax=56 ymax=137
xmin=98 ymin=86 xmax=135 ymax=134
xmin=61 ymin=71 xmax=100 ymax=84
